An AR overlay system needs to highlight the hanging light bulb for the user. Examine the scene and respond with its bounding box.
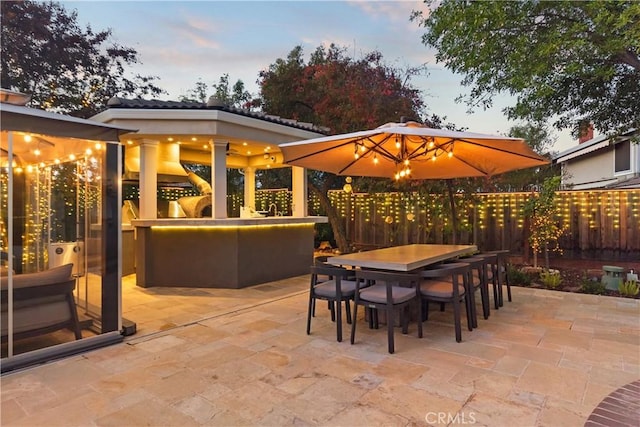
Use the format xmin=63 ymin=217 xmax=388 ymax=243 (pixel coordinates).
xmin=395 ymin=136 xmax=401 ymax=149
xmin=373 ymin=154 xmax=379 ymax=165
xmin=432 ymin=154 xmax=437 ymax=161
xmin=448 ymin=151 xmax=453 ymax=158
xmin=34 ymin=148 xmax=41 ymax=156
xmin=24 ymin=135 xmax=32 ymax=143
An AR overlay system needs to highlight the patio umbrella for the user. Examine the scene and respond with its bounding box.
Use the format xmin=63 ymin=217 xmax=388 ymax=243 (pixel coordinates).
xmin=280 ymin=120 xmax=550 ymax=244
xmin=279 ymin=121 xmax=548 ymax=180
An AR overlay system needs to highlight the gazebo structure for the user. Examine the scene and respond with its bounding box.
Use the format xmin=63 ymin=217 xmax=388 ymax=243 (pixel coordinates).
xmin=91 ymin=97 xmax=328 ymax=289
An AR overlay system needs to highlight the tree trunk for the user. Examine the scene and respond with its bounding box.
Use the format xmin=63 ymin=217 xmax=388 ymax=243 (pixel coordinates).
xmin=446 ymin=180 xmax=458 ymax=245
xmin=544 ymin=241 xmax=550 ymax=271
xmin=309 ymin=182 xmax=350 ymax=254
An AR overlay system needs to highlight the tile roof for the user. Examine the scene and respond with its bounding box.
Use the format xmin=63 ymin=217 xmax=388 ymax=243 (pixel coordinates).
xmin=105 ymin=97 xmax=329 ymax=134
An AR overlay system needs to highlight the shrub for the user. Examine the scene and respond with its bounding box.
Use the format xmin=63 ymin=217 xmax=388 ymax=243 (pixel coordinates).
xmin=580 ymin=278 xmax=606 ymax=295
xmin=508 ymin=265 xmax=532 ymax=286
xmin=619 ymin=280 xmax=639 ymax=297
xmin=540 ymin=270 xmax=562 ymax=289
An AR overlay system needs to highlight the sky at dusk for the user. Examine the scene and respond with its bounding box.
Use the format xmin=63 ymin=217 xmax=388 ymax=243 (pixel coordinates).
xmin=62 ymin=0 xmax=577 ymax=153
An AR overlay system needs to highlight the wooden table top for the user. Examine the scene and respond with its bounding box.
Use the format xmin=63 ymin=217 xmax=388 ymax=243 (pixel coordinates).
xmin=327 ymin=244 xmax=478 ymax=272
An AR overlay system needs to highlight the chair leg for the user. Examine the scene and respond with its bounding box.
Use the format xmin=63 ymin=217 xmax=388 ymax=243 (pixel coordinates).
xmin=336 ymin=300 xmax=342 ymax=342
xmin=452 ymin=298 xmax=462 ymax=343
xmin=350 ymin=302 xmax=359 ymax=345
xmin=387 ymin=310 xmax=395 ymax=354
xmin=329 ymin=301 xmax=336 ymax=322
xmin=505 ymin=268 xmax=512 ymax=302
xmin=481 ymin=284 xmax=490 ymax=319
xmin=468 ymin=288 xmax=478 ymax=329
xmin=416 ymin=298 xmax=423 ymax=339
xmin=345 ymin=299 xmax=352 ymax=324
xmin=423 ymin=300 xmax=430 ymax=321
xmin=67 ymin=293 xmax=82 ymax=340
xmin=465 ymin=296 xmax=474 ymax=331
xmin=401 ymin=306 xmax=409 ymax=334
xmin=306 ymin=294 xmax=314 ymax=335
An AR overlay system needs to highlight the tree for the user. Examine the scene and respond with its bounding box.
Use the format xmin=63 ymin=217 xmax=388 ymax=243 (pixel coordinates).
xmin=180 ymin=74 xmax=259 ymax=109
xmin=1 ymin=0 xmax=163 ymax=118
xmin=258 ymin=45 xmax=429 ymax=253
xmin=412 ymin=1 xmax=640 ymax=136
xmin=523 ymin=176 xmax=566 ymax=270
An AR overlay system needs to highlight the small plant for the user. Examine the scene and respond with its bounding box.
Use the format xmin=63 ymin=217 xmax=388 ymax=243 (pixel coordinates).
xmin=619 ymin=280 xmax=640 ymax=297
xmin=508 ymin=265 xmax=532 ymax=286
xmin=580 ymin=278 xmax=606 ymax=295
xmin=540 ymin=270 xmax=562 ymax=289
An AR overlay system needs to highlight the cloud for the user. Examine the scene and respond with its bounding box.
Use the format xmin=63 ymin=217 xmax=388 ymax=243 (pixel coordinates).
xmin=164 ymin=13 xmax=222 ymax=50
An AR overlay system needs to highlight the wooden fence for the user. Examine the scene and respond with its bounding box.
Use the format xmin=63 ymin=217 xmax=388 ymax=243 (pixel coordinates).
xmin=316 ymin=189 xmax=640 ymax=260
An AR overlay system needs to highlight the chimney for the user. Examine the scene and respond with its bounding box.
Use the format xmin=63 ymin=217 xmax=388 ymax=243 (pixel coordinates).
xmin=579 ymin=122 xmax=594 ymax=144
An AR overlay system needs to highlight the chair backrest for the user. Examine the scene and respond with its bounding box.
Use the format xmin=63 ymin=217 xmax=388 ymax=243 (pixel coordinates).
xmin=420 ymin=262 xmax=470 ymax=279
xmin=354 ymin=269 xmax=420 ymax=288
xmin=309 ymin=264 xmax=352 ymax=282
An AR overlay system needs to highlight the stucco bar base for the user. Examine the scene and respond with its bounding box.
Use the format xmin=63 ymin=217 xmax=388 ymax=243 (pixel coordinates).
xmin=132 ymin=217 xmax=327 ymax=289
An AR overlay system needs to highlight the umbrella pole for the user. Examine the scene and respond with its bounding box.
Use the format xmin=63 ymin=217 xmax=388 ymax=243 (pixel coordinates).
xmin=446 ymin=180 xmax=458 ymax=245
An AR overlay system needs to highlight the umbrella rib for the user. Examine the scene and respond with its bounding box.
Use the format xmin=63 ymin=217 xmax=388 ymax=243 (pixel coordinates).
xmin=284 ymin=139 xmax=359 ymax=163
xmin=457 ymin=138 xmax=546 ymax=161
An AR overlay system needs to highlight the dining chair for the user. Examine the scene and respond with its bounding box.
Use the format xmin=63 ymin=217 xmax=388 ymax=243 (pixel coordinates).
xmin=474 ymin=251 xmax=511 ymax=310
xmin=418 ymin=262 xmax=472 ymax=343
xmin=460 ymin=256 xmax=491 ymax=328
xmin=486 ymin=250 xmax=512 ymax=304
xmin=350 ymin=269 xmax=421 ymax=354
xmin=307 ymin=265 xmax=357 ymax=342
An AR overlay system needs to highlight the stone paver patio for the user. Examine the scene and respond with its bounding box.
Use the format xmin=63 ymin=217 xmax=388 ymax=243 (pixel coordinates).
xmin=1 ymin=274 xmax=639 ymax=426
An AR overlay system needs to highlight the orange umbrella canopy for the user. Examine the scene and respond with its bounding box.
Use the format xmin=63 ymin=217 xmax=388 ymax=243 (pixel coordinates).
xmin=280 ymin=121 xmax=549 ymax=180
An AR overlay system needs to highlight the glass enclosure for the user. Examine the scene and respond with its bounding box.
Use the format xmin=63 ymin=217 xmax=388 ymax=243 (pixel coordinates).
xmin=1 ymin=130 xmax=114 ymax=359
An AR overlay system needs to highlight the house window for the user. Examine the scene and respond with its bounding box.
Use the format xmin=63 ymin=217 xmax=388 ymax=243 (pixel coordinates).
xmin=614 ymin=140 xmax=631 ymax=173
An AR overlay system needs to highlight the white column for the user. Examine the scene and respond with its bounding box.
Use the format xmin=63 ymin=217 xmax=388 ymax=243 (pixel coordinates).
xmin=292 ymin=166 xmax=307 ymax=217
xmin=244 ymin=166 xmax=256 ymax=210
xmin=211 ymin=140 xmax=228 ymax=219
xmin=138 ymin=139 xmax=158 ymax=219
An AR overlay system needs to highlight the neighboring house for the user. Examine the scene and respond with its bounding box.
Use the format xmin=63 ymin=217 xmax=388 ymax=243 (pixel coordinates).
xmin=553 ymin=128 xmax=639 ymax=189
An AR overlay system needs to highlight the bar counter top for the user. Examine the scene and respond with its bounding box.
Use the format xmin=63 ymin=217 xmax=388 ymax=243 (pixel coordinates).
xmin=131 ymin=216 xmax=328 ymax=227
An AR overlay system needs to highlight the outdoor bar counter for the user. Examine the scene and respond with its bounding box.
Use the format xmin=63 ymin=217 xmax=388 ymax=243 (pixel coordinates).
xmin=131 ymin=216 xmax=328 ymax=289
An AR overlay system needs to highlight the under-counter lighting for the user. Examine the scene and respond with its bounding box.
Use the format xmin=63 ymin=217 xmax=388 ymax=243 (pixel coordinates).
xmin=150 ymin=223 xmax=313 ymax=231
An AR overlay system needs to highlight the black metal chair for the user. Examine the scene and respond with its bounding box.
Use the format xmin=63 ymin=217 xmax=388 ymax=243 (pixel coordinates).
xmin=460 ymin=256 xmax=491 ymax=327
xmin=418 ymin=262 xmax=472 ymax=342
xmin=307 ymin=265 xmax=357 ymax=342
xmin=350 ymin=269 xmax=421 ymax=354
xmin=487 ymin=250 xmax=512 ymax=304
xmin=474 ymin=251 xmax=509 ymax=308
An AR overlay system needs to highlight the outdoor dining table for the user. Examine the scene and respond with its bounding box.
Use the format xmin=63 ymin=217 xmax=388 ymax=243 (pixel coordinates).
xmin=326 ymin=244 xmax=478 ymax=272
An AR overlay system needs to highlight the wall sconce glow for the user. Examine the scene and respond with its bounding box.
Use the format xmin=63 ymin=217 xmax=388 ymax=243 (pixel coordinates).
xmin=85 ymin=148 xmax=92 ymax=155
xmin=69 ymin=154 xmax=76 ymax=160
xmin=95 ymin=143 xmax=102 ymax=150
xmin=24 ymin=134 xmax=32 ymax=143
